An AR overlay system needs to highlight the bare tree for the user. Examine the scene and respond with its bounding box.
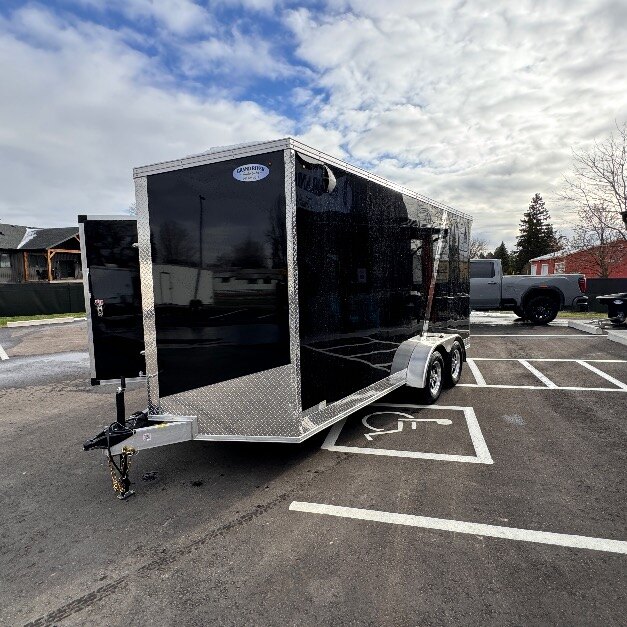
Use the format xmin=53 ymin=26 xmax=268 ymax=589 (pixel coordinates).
xmin=561 ymin=123 xmax=627 ymax=277
xmin=469 ymin=237 xmax=489 ymax=259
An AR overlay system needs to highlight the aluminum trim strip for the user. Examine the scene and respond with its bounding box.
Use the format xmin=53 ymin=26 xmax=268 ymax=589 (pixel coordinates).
xmin=135 ymin=175 xmax=160 ymax=412
xmin=285 ymin=148 xmax=303 ymax=416
xmin=133 ymin=139 xmax=292 ymax=178
xmin=78 ymin=222 xmax=97 ymax=380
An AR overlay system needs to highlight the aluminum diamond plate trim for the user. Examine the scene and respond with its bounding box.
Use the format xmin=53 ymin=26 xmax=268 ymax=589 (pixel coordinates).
xmin=135 ymin=175 xmax=160 ymax=412
xmin=161 ymin=364 xmax=301 ymax=438
xmin=284 ymin=148 xmax=302 ymax=417
xmin=296 ymin=370 xmax=407 ymax=438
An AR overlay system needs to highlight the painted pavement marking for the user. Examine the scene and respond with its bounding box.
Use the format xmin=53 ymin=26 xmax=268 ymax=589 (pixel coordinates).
xmin=576 ymin=360 xmax=627 ymax=391
xmin=472 ymin=334 xmax=606 ymax=338
xmin=459 ymin=357 xmax=627 ymax=391
xmin=458 ymin=384 xmax=627 ymax=392
xmin=519 ymin=359 xmax=558 ymax=388
xmin=466 ymin=358 xmax=486 ymax=386
xmin=289 ymin=502 xmax=627 ymax=555
xmin=322 ymin=404 xmax=493 ymax=465
xmin=0 ymin=344 xmax=9 ymax=361
xmin=470 ymin=358 xmax=626 ymax=362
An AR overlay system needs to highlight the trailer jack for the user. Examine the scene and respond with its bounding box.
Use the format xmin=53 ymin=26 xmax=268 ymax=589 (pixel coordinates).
xmin=83 ymin=378 xmax=148 ymax=499
xmin=107 ymin=446 xmax=136 ymax=500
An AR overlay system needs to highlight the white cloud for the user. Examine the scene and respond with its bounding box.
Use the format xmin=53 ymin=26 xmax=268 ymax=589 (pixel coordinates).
xmin=0 ymin=6 xmax=291 ymax=227
xmin=70 ymin=0 xmax=215 ymax=36
xmin=2 ymin=0 xmax=627 ymax=254
xmin=286 ymin=0 xmax=627 ymax=248
xmin=178 ymin=28 xmax=299 ymax=81
xmin=212 ymin=0 xmax=283 ymax=12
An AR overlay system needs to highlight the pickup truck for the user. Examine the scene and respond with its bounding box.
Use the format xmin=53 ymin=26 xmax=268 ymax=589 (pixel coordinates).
xmin=470 ymin=259 xmax=587 ymax=324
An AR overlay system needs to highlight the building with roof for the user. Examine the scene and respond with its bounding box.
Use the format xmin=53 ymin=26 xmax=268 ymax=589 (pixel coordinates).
xmin=0 ymin=223 xmax=81 ymax=283
xmin=530 ymin=240 xmax=627 ymax=278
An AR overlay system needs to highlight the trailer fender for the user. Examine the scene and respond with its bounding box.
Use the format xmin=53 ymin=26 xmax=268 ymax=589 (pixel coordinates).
xmin=391 ymin=335 xmax=466 ymax=389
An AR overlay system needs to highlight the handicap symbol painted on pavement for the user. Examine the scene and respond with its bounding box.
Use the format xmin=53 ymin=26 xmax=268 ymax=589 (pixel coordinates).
xmin=362 ymin=411 xmax=452 ymax=441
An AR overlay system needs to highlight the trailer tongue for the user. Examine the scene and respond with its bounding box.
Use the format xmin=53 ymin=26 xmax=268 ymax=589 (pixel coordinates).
xmin=80 ymin=138 xmax=473 ymax=498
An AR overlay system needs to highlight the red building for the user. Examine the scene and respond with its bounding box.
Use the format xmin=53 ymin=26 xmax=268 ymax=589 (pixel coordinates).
xmin=530 ymin=240 xmax=627 ymax=278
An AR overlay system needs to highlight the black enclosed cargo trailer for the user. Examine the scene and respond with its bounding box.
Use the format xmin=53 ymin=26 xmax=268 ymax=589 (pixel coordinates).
xmin=82 ymin=138 xmax=473 ymax=497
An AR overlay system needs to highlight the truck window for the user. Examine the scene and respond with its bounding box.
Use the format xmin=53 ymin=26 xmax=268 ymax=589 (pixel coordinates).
xmin=470 ymin=261 xmax=495 ymax=279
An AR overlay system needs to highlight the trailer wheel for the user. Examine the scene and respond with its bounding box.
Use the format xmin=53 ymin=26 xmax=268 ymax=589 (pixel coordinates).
xmin=444 ymin=341 xmax=463 ymax=388
xmin=421 ymin=352 xmax=444 ymax=404
xmin=524 ymin=295 xmax=559 ymax=324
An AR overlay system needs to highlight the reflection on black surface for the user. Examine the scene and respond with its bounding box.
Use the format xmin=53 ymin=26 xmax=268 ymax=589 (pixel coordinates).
xmin=147 ymin=151 xmax=290 ymax=397
xmin=296 ymin=154 xmax=470 ymax=410
xmin=82 ymin=219 xmax=145 ymax=383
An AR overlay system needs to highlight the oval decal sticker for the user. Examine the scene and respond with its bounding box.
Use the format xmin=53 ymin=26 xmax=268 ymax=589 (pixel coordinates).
xmin=233 ymin=164 xmax=269 ymax=182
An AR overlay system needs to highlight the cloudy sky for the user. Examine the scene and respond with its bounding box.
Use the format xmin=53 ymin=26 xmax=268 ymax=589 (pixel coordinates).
xmin=1 ymin=0 xmax=626 ymax=249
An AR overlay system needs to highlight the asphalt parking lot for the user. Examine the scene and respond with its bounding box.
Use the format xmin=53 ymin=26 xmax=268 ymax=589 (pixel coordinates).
xmin=0 ymin=320 xmax=626 ymax=626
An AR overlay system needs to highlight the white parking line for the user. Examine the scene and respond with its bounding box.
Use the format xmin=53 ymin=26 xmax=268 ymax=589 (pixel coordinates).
xmin=577 ymin=360 xmax=627 ymax=391
xmin=519 ymin=359 xmax=558 ymax=388
xmin=471 ymin=358 xmax=626 ymax=363
xmin=289 ymin=502 xmax=627 ymax=555
xmin=458 ymin=384 xmax=627 ymax=392
xmin=473 ymin=335 xmax=605 ymax=338
xmin=0 ymin=344 xmax=9 ymax=360
xmin=466 ymin=359 xmax=486 ymax=386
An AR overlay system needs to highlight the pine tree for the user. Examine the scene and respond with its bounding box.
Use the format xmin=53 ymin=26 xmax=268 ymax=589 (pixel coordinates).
xmin=492 ymin=241 xmax=510 ymax=274
xmin=514 ymin=194 xmax=558 ymax=273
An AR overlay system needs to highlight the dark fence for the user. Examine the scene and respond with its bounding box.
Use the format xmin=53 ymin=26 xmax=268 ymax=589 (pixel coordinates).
xmin=0 ymin=282 xmax=85 ymax=317
xmin=586 ymin=278 xmax=627 ymax=313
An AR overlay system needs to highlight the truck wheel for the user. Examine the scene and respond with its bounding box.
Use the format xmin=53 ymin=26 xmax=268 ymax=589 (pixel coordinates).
xmin=513 ymin=306 xmax=526 ymax=319
xmin=444 ymin=341 xmax=463 ymax=387
xmin=524 ymin=296 xmax=559 ymax=325
xmin=421 ymin=352 xmax=444 ymax=404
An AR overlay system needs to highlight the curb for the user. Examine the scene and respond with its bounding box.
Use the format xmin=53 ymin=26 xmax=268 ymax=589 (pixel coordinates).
xmin=567 ymin=320 xmax=605 ymax=335
xmin=6 ymin=317 xmax=86 ymax=328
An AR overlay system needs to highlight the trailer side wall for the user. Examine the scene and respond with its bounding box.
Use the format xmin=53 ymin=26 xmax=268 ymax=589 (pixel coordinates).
xmin=295 ymin=154 xmax=470 ymax=411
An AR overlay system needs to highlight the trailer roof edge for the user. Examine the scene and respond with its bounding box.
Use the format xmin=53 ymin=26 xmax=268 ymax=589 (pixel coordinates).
xmin=132 ymin=137 xmax=472 ymax=222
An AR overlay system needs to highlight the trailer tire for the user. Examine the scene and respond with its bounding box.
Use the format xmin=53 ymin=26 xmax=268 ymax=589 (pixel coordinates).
xmin=421 ymin=352 xmax=444 ymax=404
xmin=524 ymin=295 xmax=559 ymax=325
xmin=444 ymin=341 xmax=463 ymax=388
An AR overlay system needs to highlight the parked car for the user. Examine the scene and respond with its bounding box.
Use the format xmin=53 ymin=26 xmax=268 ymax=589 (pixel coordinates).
xmin=470 ymin=259 xmax=587 ymax=324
